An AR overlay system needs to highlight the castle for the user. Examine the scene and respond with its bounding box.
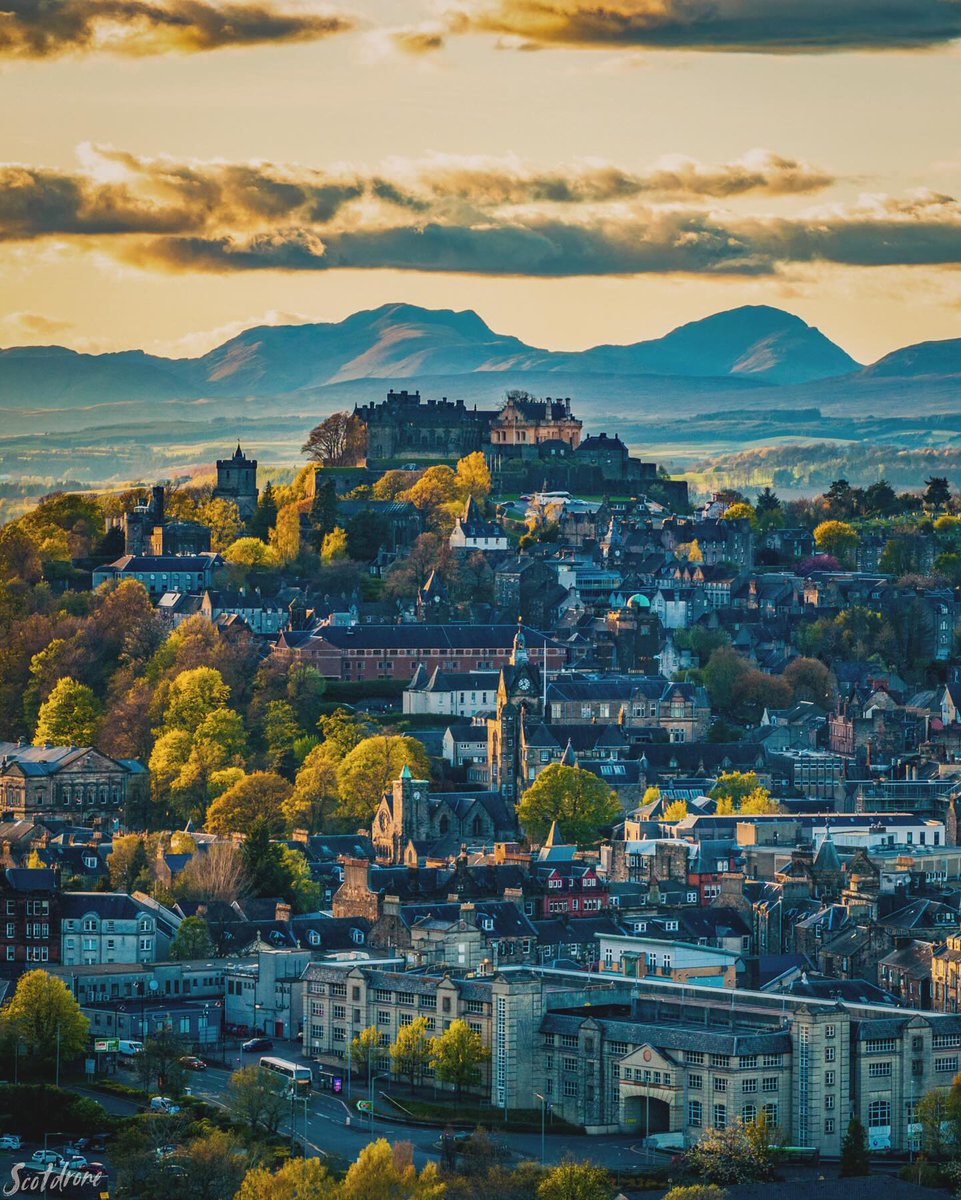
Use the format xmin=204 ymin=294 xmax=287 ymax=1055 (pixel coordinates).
xmin=353 ymin=389 xmax=687 ymax=506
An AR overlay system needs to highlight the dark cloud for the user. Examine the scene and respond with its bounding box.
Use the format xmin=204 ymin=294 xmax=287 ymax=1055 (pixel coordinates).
xmin=452 ymin=0 xmax=961 ymax=52
xmin=0 ymin=0 xmax=354 ymax=59
xmin=5 ymin=148 xmax=961 ymax=280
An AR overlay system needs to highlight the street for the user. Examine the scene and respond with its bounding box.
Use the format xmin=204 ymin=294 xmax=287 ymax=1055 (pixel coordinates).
xmin=167 ymin=1046 xmax=662 ymax=1172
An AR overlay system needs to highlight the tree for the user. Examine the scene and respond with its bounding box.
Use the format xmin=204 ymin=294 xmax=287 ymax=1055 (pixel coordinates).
xmin=701 ymin=646 xmax=752 ymax=715
xmin=430 ymin=1019 xmax=490 ymax=1098
xmin=271 ymin=503 xmax=302 ymax=565
xmin=237 ymin=1158 xmax=338 ymax=1200
xmin=336 ymin=735 xmax=432 ymax=824
xmin=456 ymin=452 xmax=492 ymax=501
xmin=839 ymin=1115 xmax=870 ymax=1177
xmin=351 ymin=1025 xmax=382 ymax=1079
xmin=683 ymin=1118 xmax=775 ymax=1185
xmin=224 ymin=537 xmax=281 ymax=569
xmin=227 ymin=1065 xmax=288 ymax=1135
xmin=321 ymin=527 xmax=350 ymax=563
xmin=517 ymin=764 xmax=622 ymax=844
xmin=280 ymin=847 xmax=322 ymax=912
xmin=390 ymin=1017 xmax=432 ymax=1090
xmin=169 ymin=915 xmax=213 ymax=960
xmin=34 ymin=677 xmax=103 ymax=746
xmin=663 ymin=800 xmax=688 ymax=821
xmin=721 ymin=502 xmax=755 ymax=526
xmin=663 ymin=1189 xmax=728 ymax=1200
xmin=198 ymin=497 xmax=243 ymax=551
xmin=346 ymin=510 xmax=391 ymax=561
xmin=206 ymin=771 xmax=292 ymax=835
xmin=401 ymin=465 xmax=460 ymax=511
xmin=538 ymin=1159 xmax=611 ymax=1200
xmin=814 ymin=520 xmax=858 ymax=568
xmin=783 ymin=656 xmax=836 ymax=708
xmin=241 ymin=818 xmax=291 ymax=898
xmin=341 ymin=1139 xmax=444 ymax=1200
xmin=108 ymin=834 xmax=151 ymax=891
xmin=2 ymin=970 xmax=89 ymax=1064
xmin=164 ymin=666 xmax=231 ymax=731
xmin=284 ymin=743 xmax=340 ymax=831
xmin=250 ymin=479 xmax=279 ymax=541
xmin=924 ymin=475 xmax=952 ymax=511
xmin=302 ymin=412 xmax=366 ymax=466
xmin=863 ymin=480 xmax=897 ymax=516
xmin=176 ymin=1130 xmax=248 ymax=1200
xmin=309 ymin=476 xmax=339 ymax=548
xmin=137 ymin=1028 xmax=190 ymax=1094
xmin=175 ymin=841 xmax=247 ymax=904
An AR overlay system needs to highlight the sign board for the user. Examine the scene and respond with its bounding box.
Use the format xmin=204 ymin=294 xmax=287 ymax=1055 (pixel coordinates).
xmin=94 ymin=1039 xmax=119 ymax=1053
xmin=85 ymin=1058 xmax=96 ymax=1076
xmin=356 ymin=1100 xmax=373 ymax=1113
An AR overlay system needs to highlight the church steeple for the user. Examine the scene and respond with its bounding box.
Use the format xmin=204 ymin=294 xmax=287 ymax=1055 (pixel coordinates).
xmin=511 ymin=618 xmax=528 ymax=665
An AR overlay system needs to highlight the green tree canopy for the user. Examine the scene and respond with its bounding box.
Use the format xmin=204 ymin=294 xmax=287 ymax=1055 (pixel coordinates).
xmin=430 ymin=1018 xmax=490 ymax=1098
xmin=336 ymin=735 xmax=431 ymax=824
xmin=390 ymin=1016 xmax=432 ymax=1090
xmin=169 ymin=915 xmax=214 ymax=960
xmin=206 ymin=771 xmax=292 ymax=835
xmin=3 ymin=969 xmax=89 ymax=1063
xmin=34 ymin=677 xmax=103 ymax=746
xmin=517 ymin=764 xmax=621 ymax=844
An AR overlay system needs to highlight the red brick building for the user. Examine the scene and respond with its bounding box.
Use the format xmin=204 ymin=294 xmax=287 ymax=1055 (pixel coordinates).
xmin=274 ymin=624 xmax=567 ymax=682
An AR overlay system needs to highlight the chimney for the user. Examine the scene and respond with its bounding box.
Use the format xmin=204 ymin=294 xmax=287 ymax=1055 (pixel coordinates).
xmin=382 ymin=894 xmax=402 ymax=918
xmin=152 ymin=484 xmax=165 ymax=527
xmin=460 ymin=902 xmax=477 ymax=927
xmin=275 ymin=901 xmax=292 ymax=923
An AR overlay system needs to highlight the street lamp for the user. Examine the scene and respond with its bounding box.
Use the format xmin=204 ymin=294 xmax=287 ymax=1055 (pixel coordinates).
xmin=368 ymin=1070 xmax=391 ymax=1136
xmin=534 ymin=1093 xmax=546 ymax=1165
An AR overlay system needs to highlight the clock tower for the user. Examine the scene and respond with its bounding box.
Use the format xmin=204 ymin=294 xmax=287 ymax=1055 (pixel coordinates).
xmin=373 ymin=763 xmax=431 ymax=863
xmin=488 ymin=622 xmax=543 ymax=803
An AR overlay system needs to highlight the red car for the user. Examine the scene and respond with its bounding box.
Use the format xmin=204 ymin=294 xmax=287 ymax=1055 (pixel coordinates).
xmin=178 ymin=1056 xmax=207 ymax=1071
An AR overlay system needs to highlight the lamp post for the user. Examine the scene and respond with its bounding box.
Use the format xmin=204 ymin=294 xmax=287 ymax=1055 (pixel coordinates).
xmin=534 ymin=1092 xmax=546 ymax=1165
xmin=368 ymin=1071 xmax=391 ymax=1136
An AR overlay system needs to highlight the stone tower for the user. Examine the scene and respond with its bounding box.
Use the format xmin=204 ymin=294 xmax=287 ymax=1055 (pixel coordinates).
xmin=214 ymin=444 xmax=259 ymax=521
xmin=488 ymin=622 xmax=543 ymax=803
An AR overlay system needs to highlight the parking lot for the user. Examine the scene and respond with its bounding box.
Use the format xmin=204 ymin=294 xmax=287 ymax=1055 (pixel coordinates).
xmin=0 ymin=1141 xmax=112 ymax=1198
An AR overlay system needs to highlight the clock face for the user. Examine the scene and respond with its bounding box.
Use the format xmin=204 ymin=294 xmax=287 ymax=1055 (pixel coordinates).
xmin=517 ymin=677 xmax=532 ymax=692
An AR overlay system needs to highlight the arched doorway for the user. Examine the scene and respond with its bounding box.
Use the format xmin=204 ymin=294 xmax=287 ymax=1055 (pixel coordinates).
xmin=623 ymin=1093 xmax=672 ymax=1136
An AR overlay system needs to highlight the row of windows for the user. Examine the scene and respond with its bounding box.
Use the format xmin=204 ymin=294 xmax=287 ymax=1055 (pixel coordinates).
xmin=685 ymin=1052 xmax=782 ymax=1069
xmin=690 ymin=1074 xmax=779 ymax=1093
xmin=688 ymin=1102 xmax=778 ymax=1129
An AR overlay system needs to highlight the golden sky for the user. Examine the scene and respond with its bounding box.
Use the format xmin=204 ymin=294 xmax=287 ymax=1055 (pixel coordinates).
xmin=2 ymin=0 xmax=961 ymax=362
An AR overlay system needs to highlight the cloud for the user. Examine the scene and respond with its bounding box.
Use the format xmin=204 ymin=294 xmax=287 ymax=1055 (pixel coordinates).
xmin=0 ymin=0 xmax=354 ymax=59
xmin=0 ymin=312 xmax=75 ymax=340
xmin=3 ymin=146 xmax=961 ymax=280
xmin=424 ymin=0 xmax=961 ymax=53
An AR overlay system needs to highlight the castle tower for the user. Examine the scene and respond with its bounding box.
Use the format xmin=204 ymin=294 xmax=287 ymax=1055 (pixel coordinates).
xmin=214 ymin=444 xmax=259 ymax=521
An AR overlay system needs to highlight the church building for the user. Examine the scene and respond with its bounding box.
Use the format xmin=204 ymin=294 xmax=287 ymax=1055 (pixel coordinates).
xmin=487 ymin=623 xmax=544 ymax=803
xmin=213 ymin=444 xmax=259 ymax=521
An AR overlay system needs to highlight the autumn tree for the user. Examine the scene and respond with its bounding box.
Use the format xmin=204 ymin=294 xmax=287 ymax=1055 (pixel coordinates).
xmin=814 ymin=520 xmax=858 ymax=568
xmin=108 ymin=834 xmax=151 ymax=891
xmin=538 ymin=1160 xmax=611 ymax=1200
xmin=284 ymin=744 xmax=340 ymax=832
xmin=390 ymin=1017 xmax=432 ymax=1090
xmin=198 ymin=498 xmax=243 ymax=551
xmin=237 ymin=1158 xmax=338 ymax=1200
xmin=227 ymin=1065 xmax=288 ymax=1135
xmin=2 ymin=970 xmax=89 ymax=1064
xmin=431 ymin=1019 xmax=490 ymax=1098
xmin=224 ymin=538 xmax=281 ymax=570
xmin=455 ymin=452 xmax=492 ymax=501
xmin=34 ymin=677 xmax=103 ymax=746
xmin=663 ymin=800 xmax=688 ymax=821
xmin=302 ymin=412 xmax=366 ymax=466
xmin=517 ymin=764 xmax=622 ymax=844
xmin=206 ymin=771 xmax=292 ymax=835
xmin=336 ymin=735 xmax=431 ymax=824
xmin=271 ymin=503 xmax=302 ymax=564
xmin=783 ymin=656 xmax=836 ymax=708
xmin=321 ymin=527 xmax=350 ymax=563
xmin=683 ymin=1117 xmax=775 ymax=1185
xmin=401 ymin=465 xmax=460 ymax=511
xmin=351 ymin=1025 xmax=382 ymax=1079
xmin=341 ymin=1139 xmax=444 ymax=1200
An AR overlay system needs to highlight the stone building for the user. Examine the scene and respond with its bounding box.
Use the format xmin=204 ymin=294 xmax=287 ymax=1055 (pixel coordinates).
xmin=488 ymin=396 xmax=582 ymax=450
xmin=110 ymin=485 xmax=211 ymax=556
xmin=0 ymin=743 xmax=148 ymax=830
xmin=213 ymin=444 xmax=259 ymax=520
xmin=355 ymin=390 xmax=495 ymax=465
xmin=0 ymin=867 xmax=60 ymax=974
xmin=487 ymin=625 xmax=544 ymax=802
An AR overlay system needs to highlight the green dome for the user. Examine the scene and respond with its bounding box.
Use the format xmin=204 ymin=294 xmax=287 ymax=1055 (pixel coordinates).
xmin=626 ymin=593 xmax=651 ymax=609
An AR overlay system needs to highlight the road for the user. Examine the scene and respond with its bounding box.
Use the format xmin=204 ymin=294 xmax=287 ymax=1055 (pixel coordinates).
xmin=167 ymin=1044 xmax=663 ymax=1172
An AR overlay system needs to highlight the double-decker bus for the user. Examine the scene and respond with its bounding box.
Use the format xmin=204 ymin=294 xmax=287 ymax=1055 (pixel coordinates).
xmin=259 ymin=1056 xmax=312 ymax=1096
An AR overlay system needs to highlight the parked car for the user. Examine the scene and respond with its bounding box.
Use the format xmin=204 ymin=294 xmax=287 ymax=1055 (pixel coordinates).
xmin=63 ymin=1155 xmax=88 ymax=1170
xmin=0 ymin=1135 xmax=20 ymax=1150
xmin=148 ymin=1097 xmax=181 ymax=1115
xmin=30 ymin=1150 xmax=65 ymax=1166
xmin=178 ymin=1056 xmax=206 ymax=1071
xmin=154 ymin=1145 xmax=178 ymax=1161
xmin=241 ymin=1037 xmax=273 ymax=1053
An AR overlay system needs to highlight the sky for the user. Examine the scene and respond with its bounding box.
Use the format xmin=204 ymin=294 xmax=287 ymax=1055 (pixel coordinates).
xmin=1 ymin=0 xmax=961 ymax=362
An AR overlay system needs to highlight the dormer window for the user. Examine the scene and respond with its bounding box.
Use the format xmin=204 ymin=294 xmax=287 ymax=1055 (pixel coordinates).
xmin=482 ymin=918 xmax=494 ymax=932
xmin=308 ymin=930 xmax=321 ymax=946
xmin=665 ymin=920 xmax=679 ymax=932
xmin=350 ymin=928 xmax=365 ymax=945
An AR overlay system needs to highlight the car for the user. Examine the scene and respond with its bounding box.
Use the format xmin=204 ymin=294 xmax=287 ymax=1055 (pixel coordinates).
xmin=148 ymin=1096 xmax=181 ymax=1115
xmin=154 ymin=1145 xmax=178 ymax=1161
xmin=241 ymin=1037 xmax=273 ymax=1053
xmin=30 ymin=1150 xmax=65 ymax=1167
xmin=63 ymin=1155 xmax=88 ymax=1171
xmin=178 ymin=1056 xmax=206 ymax=1071
xmin=0 ymin=1135 xmax=20 ymax=1150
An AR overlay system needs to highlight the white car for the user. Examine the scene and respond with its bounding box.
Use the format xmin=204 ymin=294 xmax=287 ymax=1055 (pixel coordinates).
xmin=30 ymin=1150 xmax=64 ymax=1166
xmin=63 ymin=1155 xmax=88 ymax=1170
xmin=0 ymin=1135 xmax=20 ymax=1150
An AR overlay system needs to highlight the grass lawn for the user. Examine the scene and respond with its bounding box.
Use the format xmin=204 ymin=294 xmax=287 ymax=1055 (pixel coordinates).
xmin=382 ymin=1092 xmax=582 ymax=1135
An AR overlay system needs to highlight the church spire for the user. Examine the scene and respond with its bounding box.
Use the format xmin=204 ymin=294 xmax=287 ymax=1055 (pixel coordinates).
xmin=511 ymin=617 xmax=528 ymax=665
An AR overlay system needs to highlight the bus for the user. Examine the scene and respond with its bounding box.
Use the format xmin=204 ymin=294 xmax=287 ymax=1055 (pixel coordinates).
xmin=259 ymin=1056 xmax=312 ymax=1096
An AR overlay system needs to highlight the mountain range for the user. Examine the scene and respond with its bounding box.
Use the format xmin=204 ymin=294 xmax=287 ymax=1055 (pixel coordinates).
xmin=7 ymin=301 xmax=960 ymax=412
